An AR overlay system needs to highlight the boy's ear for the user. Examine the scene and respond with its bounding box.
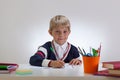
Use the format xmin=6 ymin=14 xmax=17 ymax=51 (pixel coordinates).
xmin=48 ymin=30 xmax=52 ymax=36
xmin=69 ymin=30 xmax=71 ymax=34
xmin=68 ymin=30 xmax=71 ymax=35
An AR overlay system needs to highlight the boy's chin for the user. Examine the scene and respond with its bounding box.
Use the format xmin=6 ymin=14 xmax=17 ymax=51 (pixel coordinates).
xmin=57 ymin=42 xmax=66 ymax=45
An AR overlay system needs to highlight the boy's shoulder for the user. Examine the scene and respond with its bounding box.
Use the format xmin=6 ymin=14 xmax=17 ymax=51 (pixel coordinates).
xmin=68 ymin=42 xmax=78 ymax=50
xmin=44 ymin=41 xmax=51 ymax=44
xmin=38 ymin=41 xmax=52 ymax=50
xmin=42 ymin=41 xmax=77 ymax=49
xmin=42 ymin=41 xmax=52 ymax=47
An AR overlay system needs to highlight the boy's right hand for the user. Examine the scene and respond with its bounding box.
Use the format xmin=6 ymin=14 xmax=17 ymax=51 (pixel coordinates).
xmin=49 ymin=60 xmax=65 ymax=68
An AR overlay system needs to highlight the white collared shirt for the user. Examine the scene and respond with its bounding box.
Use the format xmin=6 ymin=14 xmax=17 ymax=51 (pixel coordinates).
xmin=53 ymin=41 xmax=68 ymax=59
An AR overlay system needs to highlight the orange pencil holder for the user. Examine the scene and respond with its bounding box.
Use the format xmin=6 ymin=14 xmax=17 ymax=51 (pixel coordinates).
xmin=82 ymin=56 xmax=100 ymax=74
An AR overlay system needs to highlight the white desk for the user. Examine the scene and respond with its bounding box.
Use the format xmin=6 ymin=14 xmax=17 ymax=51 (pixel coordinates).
xmin=0 ymin=64 xmax=120 ymax=80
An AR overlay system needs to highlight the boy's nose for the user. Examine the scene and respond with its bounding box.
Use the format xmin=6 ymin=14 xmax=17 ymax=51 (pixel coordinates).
xmin=59 ymin=32 xmax=64 ymax=36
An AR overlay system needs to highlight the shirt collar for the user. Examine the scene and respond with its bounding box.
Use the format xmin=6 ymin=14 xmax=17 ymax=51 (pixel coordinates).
xmin=53 ymin=40 xmax=68 ymax=51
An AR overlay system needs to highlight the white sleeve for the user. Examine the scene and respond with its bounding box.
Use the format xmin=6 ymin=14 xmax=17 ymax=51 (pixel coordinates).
xmin=42 ymin=59 xmax=51 ymax=67
xmin=38 ymin=47 xmax=51 ymax=67
xmin=38 ymin=47 xmax=47 ymax=58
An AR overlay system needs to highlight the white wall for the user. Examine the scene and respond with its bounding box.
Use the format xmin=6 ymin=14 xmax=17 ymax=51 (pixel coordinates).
xmin=0 ymin=0 xmax=120 ymax=64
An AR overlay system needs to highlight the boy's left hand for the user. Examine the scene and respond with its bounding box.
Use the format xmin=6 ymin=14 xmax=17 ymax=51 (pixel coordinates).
xmin=69 ymin=58 xmax=82 ymax=65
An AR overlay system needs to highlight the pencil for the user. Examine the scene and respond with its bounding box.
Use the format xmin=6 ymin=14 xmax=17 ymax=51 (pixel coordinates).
xmin=82 ymin=48 xmax=87 ymax=56
xmin=78 ymin=46 xmax=84 ymax=56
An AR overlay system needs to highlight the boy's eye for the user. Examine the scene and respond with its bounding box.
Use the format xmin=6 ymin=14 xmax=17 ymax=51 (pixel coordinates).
xmin=64 ymin=31 xmax=67 ymax=33
xmin=55 ymin=31 xmax=59 ymax=33
xmin=54 ymin=30 xmax=68 ymax=34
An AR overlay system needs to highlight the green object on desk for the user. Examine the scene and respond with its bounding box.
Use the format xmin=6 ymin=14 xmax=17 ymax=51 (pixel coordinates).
xmin=92 ymin=48 xmax=98 ymax=56
xmin=0 ymin=65 xmax=8 ymax=70
xmin=16 ymin=69 xmax=32 ymax=75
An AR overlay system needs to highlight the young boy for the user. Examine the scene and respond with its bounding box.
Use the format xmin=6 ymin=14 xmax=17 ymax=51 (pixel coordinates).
xmin=29 ymin=15 xmax=82 ymax=68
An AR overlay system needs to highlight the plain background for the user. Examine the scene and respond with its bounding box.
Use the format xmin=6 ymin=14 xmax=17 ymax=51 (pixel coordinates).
xmin=0 ymin=0 xmax=120 ymax=64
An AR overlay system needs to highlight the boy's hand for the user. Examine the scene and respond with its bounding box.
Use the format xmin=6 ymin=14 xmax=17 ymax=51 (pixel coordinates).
xmin=69 ymin=58 xmax=82 ymax=65
xmin=49 ymin=60 xmax=65 ymax=68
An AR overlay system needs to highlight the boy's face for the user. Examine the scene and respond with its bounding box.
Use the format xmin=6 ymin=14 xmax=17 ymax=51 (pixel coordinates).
xmin=49 ymin=26 xmax=70 ymax=45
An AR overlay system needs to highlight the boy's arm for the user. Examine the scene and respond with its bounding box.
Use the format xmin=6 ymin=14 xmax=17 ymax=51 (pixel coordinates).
xmin=29 ymin=52 xmax=51 ymax=67
xmin=29 ymin=51 xmax=45 ymax=66
xmin=29 ymin=49 xmax=51 ymax=67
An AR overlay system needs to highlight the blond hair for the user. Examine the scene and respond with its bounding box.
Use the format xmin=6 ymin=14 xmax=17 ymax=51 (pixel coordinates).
xmin=49 ymin=15 xmax=71 ymax=31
